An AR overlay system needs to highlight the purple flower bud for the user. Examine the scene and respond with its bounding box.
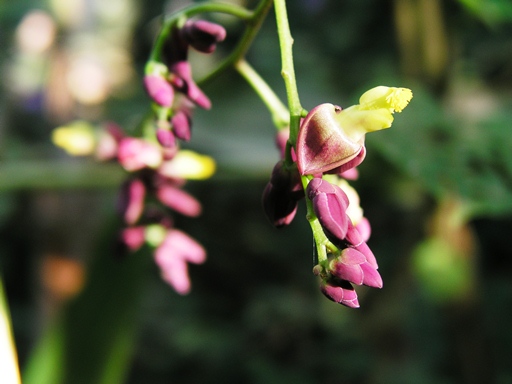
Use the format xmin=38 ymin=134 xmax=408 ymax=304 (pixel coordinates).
xmin=118 ymin=178 xmax=146 ymax=225
xmin=297 ymin=103 xmax=363 ymax=175
xmin=345 ymin=221 xmax=378 ymax=269
xmin=156 ymin=127 xmax=176 ymax=148
xmin=355 ymin=217 xmax=371 ymax=243
xmin=262 ymin=160 xmax=303 ymax=227
xmin=320 ymin=278 xmax=359 ymax=308
xmin=170 ymin=61 xmax=211 ymax=110
xmin=307 ymin=178 xmax=350 ymax=242
xmin=171 ymin=109 xmax=192 ymax=141
xmin=330 ymin=248 xmax=383 ymax=288
xmin=156 ymin=183 xmax=202 ymax=217
xmin=180 ymin=20 xmax=226 ymax=54
xmin=143 ymin=74 xmax=174 ymax=107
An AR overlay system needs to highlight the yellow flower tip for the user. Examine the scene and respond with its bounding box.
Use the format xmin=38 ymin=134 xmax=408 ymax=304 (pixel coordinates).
xmin=160 ymin=150 xmax=216 ymax=180
xmin=52 ymin=121 xmax=96 ymax=156
xmin=387 ymin=87 xmax=413 ymax=113
xmin=359 ymin=86 xmax=413 ymax=113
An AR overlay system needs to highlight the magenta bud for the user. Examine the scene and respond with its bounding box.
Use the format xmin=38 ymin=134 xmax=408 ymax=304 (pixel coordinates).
xmin=181 ymin=20 xmax=227 ymax=53
xmin=144 ymin=74 xmax=174 ymax=107
xmin=170 ymin=61 xmax=211 ymax=109
xmin=156 ymin=183 xmax=202 ymax=217
xmin=330 ymin=248 xmax=383 ymax=288
xmin=320 ymin=278 xmax=359 ymax=308
xmin=262 ymin=160 xmax=303 ymax=227
xmin=307 ymin=178 xmax=350 ymax=242
xmin=171 ymin=110 xmax=192 ymax=141
xmin=120 ymin=226 xmax=146 ymax=252
xmin=297 ymin=104 xmax=363 ymax=175
xmin=156 ymin=127 xmax=176 ymax=148
xmin=118 ymin=178 xmax=146 ymax=225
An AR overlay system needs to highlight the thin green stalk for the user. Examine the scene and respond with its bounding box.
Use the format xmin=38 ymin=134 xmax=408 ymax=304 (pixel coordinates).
xmin=273 ymin=0 xmax=302 ymax=144
xmin=235 ymin=59 xmax=289 ymax=129
xmin=200 ymin=0 xmax=275 ymax=84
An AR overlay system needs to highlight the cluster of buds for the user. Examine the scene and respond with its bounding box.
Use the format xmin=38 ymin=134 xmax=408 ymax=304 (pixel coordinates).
xmin=263 ymin=86 xmax=412 ymax=307
xmin=143 ymin=19 xmax=226 ymax=147
xmin=52 ymin=17 xmax=226 ymax=295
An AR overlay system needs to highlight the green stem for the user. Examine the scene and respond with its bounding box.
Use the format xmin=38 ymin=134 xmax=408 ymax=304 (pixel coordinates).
xmin=235 ymin=59 xmax=289 ymax=129
xmin=200 ymin=0 xmax=275 ymax=84
xmin=274 ymin=0 xmax=302 ymax=145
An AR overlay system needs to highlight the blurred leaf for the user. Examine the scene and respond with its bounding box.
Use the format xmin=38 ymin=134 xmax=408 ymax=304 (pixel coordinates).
xmin=412 ymin=237 xmax=473 ymax=303
xmin=368 ymin=86 xmax=512 ymax=218
xmin=23 ymin=222 xmax=151 ymax=384
xmin=458 ymin=0 xmax=512 ymax=25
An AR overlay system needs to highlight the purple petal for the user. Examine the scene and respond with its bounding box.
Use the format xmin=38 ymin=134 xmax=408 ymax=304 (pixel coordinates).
xmin=170 ymin=61 xmax=211 ymax=109
xmin=156 ymin=127 xmax=176 ymax=148
xmin=297 ymin=103 xmax=363 ymax=175
xmin=360 ymin=263 xmax=383 ymax=288
xmin=118 ymin=179 xmax=146 ymax=225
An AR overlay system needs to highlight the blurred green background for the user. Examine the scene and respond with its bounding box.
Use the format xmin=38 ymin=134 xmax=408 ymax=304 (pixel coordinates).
xmin=2 ymin=0 xmax=512 ymax=383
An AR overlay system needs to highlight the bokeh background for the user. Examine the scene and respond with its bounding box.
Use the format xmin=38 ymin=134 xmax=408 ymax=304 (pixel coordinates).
xmin=2 ymin=0 xmax=512 ymax=383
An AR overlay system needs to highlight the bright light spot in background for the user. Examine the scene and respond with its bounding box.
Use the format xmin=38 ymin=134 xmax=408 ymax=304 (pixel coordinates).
xmin=67 ymin=57 xmax=110 ymax=105
xmin=15 ymin=10 xmax=57 ymax=54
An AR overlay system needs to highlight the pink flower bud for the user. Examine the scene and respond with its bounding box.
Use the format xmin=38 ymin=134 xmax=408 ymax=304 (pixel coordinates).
xmin=156 ymin=183 xmax=202 ymax=217
xmin=330 ymin=248 xmax=383 ymax=288
xmin=120 ymin=226 xmax=146 ymax=251
xmin=171 ymin=110 xmax=192 ymax=141
xmin=307 ymin=178 xmax=350 ymax=242
xmin=143 ymin=74 xmax=174 ymax=107
xmin=170 ymin=61 xmax=211 ymax=110
xmin=156 ymin=127 xmax=176 ymax=148
xmin=320 ymin=278 xmax=359 ymax=308
xmin=118 ymin=178 xmax=146 ymax=225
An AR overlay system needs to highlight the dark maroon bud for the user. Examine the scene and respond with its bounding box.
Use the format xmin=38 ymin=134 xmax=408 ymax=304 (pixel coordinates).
xmin=180 ymin=20 xmax=226 ymax=53
xmin=262 ymin=160 xmax=303 ymax=227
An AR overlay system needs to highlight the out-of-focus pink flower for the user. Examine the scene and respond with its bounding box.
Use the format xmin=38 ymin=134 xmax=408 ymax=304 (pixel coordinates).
xmin=120 ymin=226 xmax=146 ymax=251
xmin=170 ymin=61 xmax=211 ymax=109
xmin=118 ymin=178 xmax=146 ymax=225
xmin=171 ymin=109 xmax=192 ymax=141
xmin=144 ymin=74 xmax=175 ymax=107
xmin=154 ymin=229 xmax=206 ymax=294
xmin=118 ymin=138 xmax=163 ymax=171
xmin=156 ymin=183 xmax=202 ymax=217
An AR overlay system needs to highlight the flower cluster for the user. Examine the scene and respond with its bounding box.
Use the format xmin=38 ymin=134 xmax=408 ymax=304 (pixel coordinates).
xmin=263 ymin=86 xmax=412 ymax=307
xmin=52 ymin=18 xmax=226 ymax=295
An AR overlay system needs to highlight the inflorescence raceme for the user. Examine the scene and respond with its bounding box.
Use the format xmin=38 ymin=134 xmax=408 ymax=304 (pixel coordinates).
xmin=52 ymin=2 xmax=412 ymax=307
